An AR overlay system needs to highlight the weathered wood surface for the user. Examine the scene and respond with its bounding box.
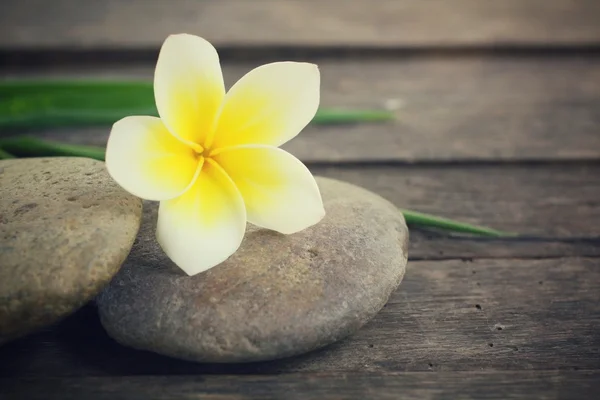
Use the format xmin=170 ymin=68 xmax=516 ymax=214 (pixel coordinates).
xmin=2 ymin=257 xmax=599 ymax=377
xmin=316 ymin=164 xmax=600 ymax=238
xmin=3 ymin=56 xmax=600 ymax=163
xmin=2 ymin=2 xmax=599 ymax=398
xmin=321 ymin=163 xmax=600 ymax=258
xmin=2 ymin=0 xmax=600 ymax=49
xmin=3 ymin=371 xmax=600 ymax=400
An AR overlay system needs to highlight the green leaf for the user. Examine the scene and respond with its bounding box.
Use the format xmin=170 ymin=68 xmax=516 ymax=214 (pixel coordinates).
xmin=0 ymin=80 xmax=394 ymax=129
xmin=0 ymin=136 xmax=514 ymax=237
xmin=0 ymin=136 xmax=106 ymax=161
xmin=313 ymin=109 xmax=395 ymax=124
xmin=400 ymin=209 xmax=516 ymax=237
xmin=0 ymin=147 xmax=16 ymax=159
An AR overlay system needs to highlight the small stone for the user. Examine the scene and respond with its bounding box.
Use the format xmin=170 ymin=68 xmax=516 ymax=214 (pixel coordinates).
xmin=0 ymin=157 xmax=142 ymax=344
xmin=96 ymin=177 xmax=409 ymax=363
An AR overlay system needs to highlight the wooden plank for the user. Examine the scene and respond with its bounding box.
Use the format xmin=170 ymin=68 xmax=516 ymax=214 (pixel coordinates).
xmin=1 ymin=0 xmax=600 ymax=50
xmin=3 ymin=56 xmax=600 ymax=162
xmin=1 ymin=257 xmax=599 ymax=376
xmin=316 ymin=164 xmax=600 ymax=238
xmin=3 ymin=371 xmax=600 ymax=400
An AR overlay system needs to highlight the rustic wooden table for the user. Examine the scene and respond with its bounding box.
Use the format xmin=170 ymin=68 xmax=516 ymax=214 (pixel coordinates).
xmin=1 ymin=1 xmax=600 ymax=399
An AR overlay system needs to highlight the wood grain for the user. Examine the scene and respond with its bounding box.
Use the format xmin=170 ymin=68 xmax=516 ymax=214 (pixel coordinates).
xmin=3 ymin=371 xmax=600 ymax=400
xmin=1 ymin=0 xmax=600 ymax=50
xmin=3 ymin=56 xmax=600 ymax=162
xmin=407 ymin=232 xmax=600 ymax=261
xmin=336 ymin=162 xmax=600 ymax=258
xmin=1 ymin=257 xmax=599 ymax=377
xmin=315 ymin=164 xmax=600 ymax=238
xmin=1 ymin=2 xmax=598 ymax=398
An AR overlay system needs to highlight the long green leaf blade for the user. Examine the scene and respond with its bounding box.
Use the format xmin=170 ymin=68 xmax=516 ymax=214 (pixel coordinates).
xmin=0 ymin=136 xmax=106 ymax=161
xmin=0 ymin=147 xmax=16 ymax=159
xmin=401 ymin=209 xmax=516 ymax=237
xmin=0 ymin=80 xmax=394 ymax=129
xmin=0 ymin=135 xmax=514 ymax=237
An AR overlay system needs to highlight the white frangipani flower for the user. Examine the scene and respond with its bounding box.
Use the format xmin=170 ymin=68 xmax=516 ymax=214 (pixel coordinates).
xmin=106 ymin=34 xmax=325 ymax=276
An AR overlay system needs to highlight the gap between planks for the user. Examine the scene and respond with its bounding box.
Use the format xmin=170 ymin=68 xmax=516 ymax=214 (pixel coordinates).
xmin=2 ymin=371 xmax=600 ymax=400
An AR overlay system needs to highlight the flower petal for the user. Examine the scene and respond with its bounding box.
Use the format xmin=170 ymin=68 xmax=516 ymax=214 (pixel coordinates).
xmin=154 ymin=34 xmax=225 ymax=145
xmin=213 ymin=145 xmax=325 ymax=234
xmin=106 ymin=116 xmax=199 ymax=201
xmin=156 ymin=158 xmax=247 ymax=276
xmin=210 ymin=62 xmax=320 ymax=149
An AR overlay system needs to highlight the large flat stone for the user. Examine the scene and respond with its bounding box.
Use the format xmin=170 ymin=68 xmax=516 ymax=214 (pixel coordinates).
xmin=96 ymin=177 xmax=408 ymax=363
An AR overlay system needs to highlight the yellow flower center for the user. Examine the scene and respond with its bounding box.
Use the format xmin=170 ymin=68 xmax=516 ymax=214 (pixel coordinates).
xmin=189 ymin=141 xmax=204 ymax=154
xmin=194 ymin=147 xmax=206 ymax=161
xmin=188 ymin=138 xmax=209 ymax=158
xmin=189 ymin=127 xmax=220 ymax=166
xmin=190 ymin=139 xmax=221 ymax=173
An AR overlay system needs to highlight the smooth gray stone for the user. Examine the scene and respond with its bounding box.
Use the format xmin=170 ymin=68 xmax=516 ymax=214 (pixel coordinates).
xmin=0 ymin=157 xmax=142 ymax=344
xmin=96 ymin=176 xmax=408 ymax=363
